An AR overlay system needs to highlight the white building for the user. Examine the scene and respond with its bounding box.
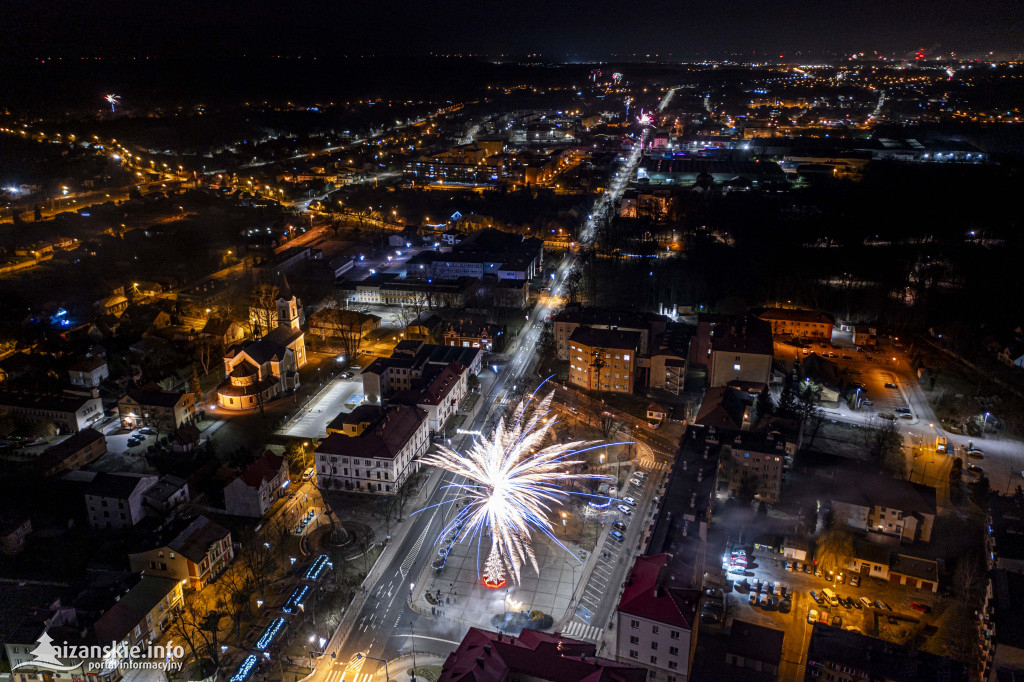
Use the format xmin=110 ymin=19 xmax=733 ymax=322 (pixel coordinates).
xmin=223 ymin=451 xmax=290 ymax=518
xmin=85 ymin=472 xmax=158 ymax=530
xmin=616 ymin=554 xmax=700 ymax=682
xmin=68 ymin=355 xmax=109 ymax=388
xmin=316 ymin=405 xmax=429 ymax=494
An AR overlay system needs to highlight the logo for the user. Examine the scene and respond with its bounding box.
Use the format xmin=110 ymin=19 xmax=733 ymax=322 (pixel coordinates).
xmin=12 ymin=631 xmax=185 ymax=673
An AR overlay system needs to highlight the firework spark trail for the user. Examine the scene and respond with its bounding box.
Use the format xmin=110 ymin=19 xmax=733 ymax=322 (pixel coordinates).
xmin=417 ymin=389 xmax=624 ymax=585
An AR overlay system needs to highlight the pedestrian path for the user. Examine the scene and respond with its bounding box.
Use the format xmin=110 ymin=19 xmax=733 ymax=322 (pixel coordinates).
xmin=561 ymin=619 xmax=604 ymax=643
xmin=323 ymin=663 xmax=373 ymax=682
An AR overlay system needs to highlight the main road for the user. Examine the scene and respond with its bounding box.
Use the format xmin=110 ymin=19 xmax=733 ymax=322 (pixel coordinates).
xmin=311 ymin=89 xmax=678 ymax=682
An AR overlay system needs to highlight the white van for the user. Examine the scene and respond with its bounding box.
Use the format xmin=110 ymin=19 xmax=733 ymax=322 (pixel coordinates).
xmin=822 ymin=588 xmax=839 ymax=607
xmin=302 ymin=467 xmax=315 ymax=481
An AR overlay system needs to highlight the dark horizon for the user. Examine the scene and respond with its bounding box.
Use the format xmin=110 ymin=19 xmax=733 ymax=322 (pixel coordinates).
xmin=3 ymin=0 xmax=1021 ymax=62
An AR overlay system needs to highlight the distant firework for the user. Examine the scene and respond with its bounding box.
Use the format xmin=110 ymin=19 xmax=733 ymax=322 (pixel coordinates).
xmin=104 ymin=94 xmax=121 ymax=112
xmin=612 ymin=72 xmax=623 ymax=84
xmin=636 ymin=110 xmax=655 ymax=126
xmin=624 ymin=96 xmax=633 ymax=117
xmin=590 ymin=68 xmax=602 ymax=83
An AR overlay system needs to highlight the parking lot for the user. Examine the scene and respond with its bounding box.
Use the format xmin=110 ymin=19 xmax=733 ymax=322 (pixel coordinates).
xmin=716 ymin=547 xmax=944 ymax=678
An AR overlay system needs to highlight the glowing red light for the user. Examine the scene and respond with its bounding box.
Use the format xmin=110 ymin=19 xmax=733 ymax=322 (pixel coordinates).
xmin=483 ymin=576 xmax=507 ymax=589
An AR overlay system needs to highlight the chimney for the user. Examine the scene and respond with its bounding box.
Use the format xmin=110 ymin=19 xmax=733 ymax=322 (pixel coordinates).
xmin=497 ymin=632 xmax=503 ymax=642
xmin=483 ymin=645 xmax=491 ymax=655
xmin=476 ymin=657 xmax=485 ymax=667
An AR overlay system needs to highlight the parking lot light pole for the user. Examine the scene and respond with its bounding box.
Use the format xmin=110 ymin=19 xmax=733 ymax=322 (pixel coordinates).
xmin=982 ymin=412 xmax=991 ymax=438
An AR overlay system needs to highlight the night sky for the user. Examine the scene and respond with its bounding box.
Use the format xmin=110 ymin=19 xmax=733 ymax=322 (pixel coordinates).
xmin=2 ymin=0 xmax=1021 ymax=61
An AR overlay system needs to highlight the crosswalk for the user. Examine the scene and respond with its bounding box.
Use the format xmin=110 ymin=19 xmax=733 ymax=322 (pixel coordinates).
xmin=323 ymin=667 xmax=373 ymax=682
xmin=562 ymin=619 xmax=604 ymax=643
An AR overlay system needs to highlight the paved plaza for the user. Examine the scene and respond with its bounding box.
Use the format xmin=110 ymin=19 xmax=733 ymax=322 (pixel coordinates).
xmin=412 ymin=528 xmax=590 ymax=631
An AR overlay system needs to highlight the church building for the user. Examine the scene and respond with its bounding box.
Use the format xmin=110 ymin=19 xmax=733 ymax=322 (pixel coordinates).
xmin=216 ymin=276 xmax=307 ymax=411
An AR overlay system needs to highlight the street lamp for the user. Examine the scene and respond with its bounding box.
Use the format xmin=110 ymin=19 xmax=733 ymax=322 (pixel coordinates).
xmin=982 ymin=412 xmax=991 ymax=438
xmin=355 ymin=653 xmax=390 ymax=681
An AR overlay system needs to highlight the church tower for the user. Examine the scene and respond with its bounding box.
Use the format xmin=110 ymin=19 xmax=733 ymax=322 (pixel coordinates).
xmin=275 ymin=273 xmax=303 ymax=330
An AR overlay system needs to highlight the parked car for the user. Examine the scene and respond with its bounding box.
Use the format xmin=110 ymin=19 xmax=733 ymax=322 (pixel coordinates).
xmin=794 ymin=561 xmax=803 ymax=572
xmin=861 ymin=399 xmax=874 ymax=406
xmin=875 ymin=600 xmax=892 ymax=610
xmin=612 ymin=521 xmax=627 ymax=531
xmin=622 ymin=496 xmax=637 ymax=507
xmin=609 ymin=530 xmax=625 ymax=542
xmin=967 ymin=464 xmax=983 ymax=476
xmin=629 ymin=478 xmax=643 ymax=488
xmin=910 ymin=602 xmax=932 ymax=613
xmin=885 ymin=382 xmax=898 ymax=389
xmin=804 ymin=564 xmax=814 ymax=574
xmin=851 ymin=598 xmax=862 ymax=609
xmin=859 ymin=597 xmax=873 ymax=607
xmin=832 ymin=615 xmax=843 ymax=628
xmin=808 ymin=608 xmax=819 ymax=624
xmin=759 ymin=593 xmax=770 ymax=607
xmin=749 ymin=593 xmax=758 ymax=606
xmin=634 ymin=471 xmax=647 ymax=480
xmin=774 ymin=583 xmax=783 ymax=596
xmin=895 ymin=406 xmax=912 ymax=413
xmin=836 ymin=572 xmax=846 ymax=584
xmin=849 ymin=575 xmax=861 ymax=587
xmin=783 ymin=560 xmax=791 ymax=571
xmin=810 ymin=590 xmax=823 ymax=605
xmin=617 ymin=505 xmax=632 ymax=515
xmin=734 ymin=579 xmax=750 ymax=593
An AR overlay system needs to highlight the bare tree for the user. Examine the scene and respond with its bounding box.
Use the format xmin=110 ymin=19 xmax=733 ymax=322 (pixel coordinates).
xmin=953 ymin=556 xmax=981 ymax=601
xmin=165 ymin=591 xmax=218 ymax=672
xmin=355 ymin=525 xmax=376 ymax=574
xmin=218 ymin=564 xmax=255 ymax=646
xmin=235 ymin=526 xmax=276 ymax=600
xmin=249 ymin=283 xmax=278 ymax=338
xmin=192 ymin=336 xmax=219 ymax=376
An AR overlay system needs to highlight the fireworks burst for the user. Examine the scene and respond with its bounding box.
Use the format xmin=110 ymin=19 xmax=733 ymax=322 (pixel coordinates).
xmin=418 ymin=389 xmax=617 ymax=586
xmin=636 ymin=109 xmax=655 ymax=127
xmin=104 ymin=94 xmax=121 ymax=113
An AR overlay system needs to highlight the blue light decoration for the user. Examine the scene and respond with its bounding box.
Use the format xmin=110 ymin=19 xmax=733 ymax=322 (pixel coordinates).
xmin=303 ymin=554 xmax=332 ymax=581
xmin=282 ymin=585 xmax=310 ymax=613
xmin=255 ymin=618 xmax=286 ymax=650
xmin=230 ymin=655 xmax=258 ymax=682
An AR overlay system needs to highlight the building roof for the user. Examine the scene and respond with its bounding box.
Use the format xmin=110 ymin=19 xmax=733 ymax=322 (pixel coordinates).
xmin=993 ymin=569 xmax=1024 ymax=649
xmin=727 ymin=620 xmax=784 ymax=665
xmin=756 ymin=308 xmax=835 ymax=325
xmin=86 ymin=472 xmax=154 ymax=500
xmin=238 ymin=451 xmax=287 ymax=488
xmin=852 ymin=539 xmax=890 ymax=566
xmin=143 ymin=475 xmax=189 ymax=505
xmin=416 ymin=362 xmax=466 ymax=406
xmin=168 ymin=515 xmax=230 ymax=563
xmin=0 ymin=391 xmax=96 ymax=414
xmin=831 ymin=471 xmax=937 ymax=517
xmin=617 ymin=554 xmax=700 ymax=629
xmin=69 ymin=355 xmax=108 ymax=373
xmin=327 ymin=404 xmax=384 ymax=431
xmin=710 ymin=315 xmax=773 ymax=356
xmin=694 ymin=387 xmax=749 ymax=431
xmin=889 ymin=554 xmax=938 ymax=582
xmin=94 ymin=576 xmax=180 ymax=643
xmin=37 ymin=428 xmax=105 ymax=471
xmin=317 ymin=406 xmax=427 ymax=461
xmin=568 ymin=327 xmax=641 ymax=352
xmin=438 ymin=627 xmax=646 ymax=682
xmin=805 ymin=624 xmax=968 ymax=681
xmin=124 ymin=387 xmax=188 ymax=409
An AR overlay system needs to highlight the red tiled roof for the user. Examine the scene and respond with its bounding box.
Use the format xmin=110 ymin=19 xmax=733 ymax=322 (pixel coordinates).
xmin=438 ymin=628 xmax=646 ymax=682
xmin=616 ymin=554 xmax=700 ymax=629
xmin=239 ymin=451 xmax=286 ymax=488
xmin=417 ymin=361 xmax=466 ymax=406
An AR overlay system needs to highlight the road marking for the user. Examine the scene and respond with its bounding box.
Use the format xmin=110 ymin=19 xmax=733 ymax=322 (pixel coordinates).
xmin=561 ymin=619 xmax=604 ymax=643
xmin=400 ymin=525 xmax=431 ymax=577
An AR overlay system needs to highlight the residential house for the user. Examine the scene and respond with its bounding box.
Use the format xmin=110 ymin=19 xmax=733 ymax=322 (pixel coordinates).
xmin=201 ymin=317 xmax=247 ymax=347
xmin=694 ymin=387 xmax=752 ymax=431
xmin=616 ymin=553 xmax=701 ymax=682
xmin=718 ymin=431 xmax=789 ymax=503
xmin=141 ymin=475 xmax=190 ymax=515
xmin=316 ymin=405 xmax=429 ymax=494
xmin=85 ymin=472 xmax=158 ymax=530
xmin=392 ymin=361 xmax=467 ymax=434
xmin=830 ymin=471 xmax=937 ymax=544
xmin=757 ymin=308 xmax=834 ymax=340
xmin=361 ymin=341 xmax=480 ymax=403
xmin=118 ymin=387 xmax=196 ymax=431
xmin=128 ymin=515 xmax=234 ymax=590
xmin=725 ymin=620 xmax=784 ymax=680
xmin=223 ymin=451 xmax=290 ymax=517
xmin=0 ymin=390 xmax=103 ymax=433
xmin=553 ymin=306 xmax=666 ymax=361
xmin=568 ymin=327 xmax=640 ymax=394
xmin=93 ymin=576 xmax=184 ymax=655
xmin=708 ymin=314 xmax=774 ymax=389
xmin=34 ymin=427 xmax=107 ymax=475
xmin=68 ymin=355 xmax=109 ymax=388
xmin=0 ymin=515 xmax=32 ymax=555
xmin=803 ymin=624 xmax=967 ymax=681
xmin=438 ymin=628 xmax=646 ymax=682
xmin=442 ymin=317 xmax=502 ymax=352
